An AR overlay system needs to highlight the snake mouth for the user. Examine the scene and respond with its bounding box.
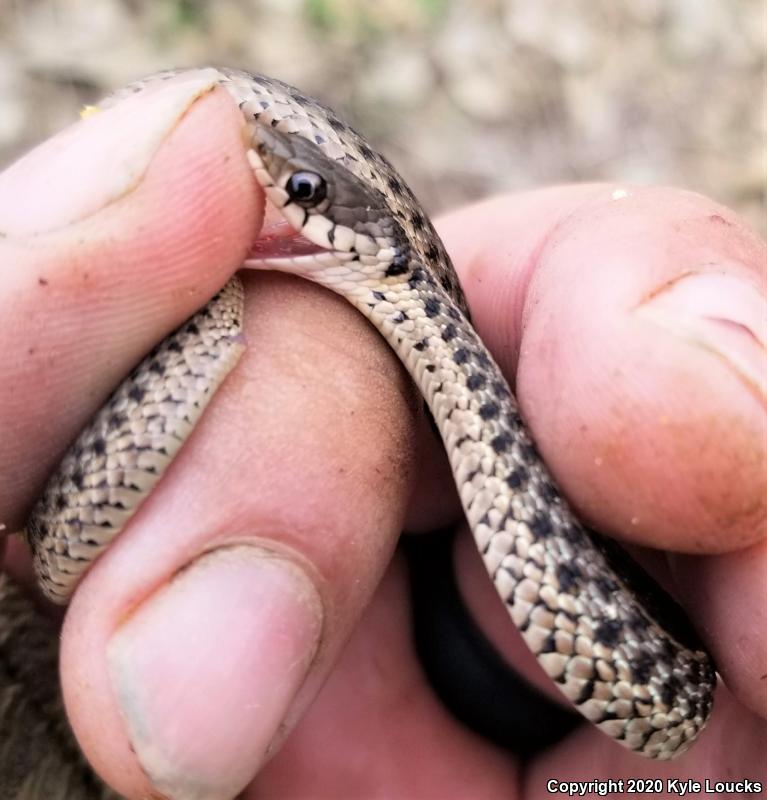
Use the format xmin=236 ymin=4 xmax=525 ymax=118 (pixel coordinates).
xmin=245 ymin=199 xmax=327 ymax=263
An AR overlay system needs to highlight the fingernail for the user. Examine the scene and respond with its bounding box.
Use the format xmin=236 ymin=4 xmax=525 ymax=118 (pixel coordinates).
xmin=107 ymin=544 xmax=323 ymax=800
xmin=637 ymin=270 xmax=767 ymax=400
xmin=0 ymin=68 xmax=225 ymax=236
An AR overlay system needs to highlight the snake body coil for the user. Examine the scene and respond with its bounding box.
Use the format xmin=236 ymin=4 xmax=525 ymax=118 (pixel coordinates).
xmin=3 ymin=68 xmax=716 ymax=794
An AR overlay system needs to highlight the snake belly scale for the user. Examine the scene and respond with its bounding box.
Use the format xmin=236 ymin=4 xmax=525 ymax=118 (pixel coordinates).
xmin=3 ymin=67 xmax=714 ymax=791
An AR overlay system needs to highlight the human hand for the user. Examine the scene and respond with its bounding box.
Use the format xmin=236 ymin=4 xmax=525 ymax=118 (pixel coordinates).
xmin=1 ymin=76 xmax=764 ymax=799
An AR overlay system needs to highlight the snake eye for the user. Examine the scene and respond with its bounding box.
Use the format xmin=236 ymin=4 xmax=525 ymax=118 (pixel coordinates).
xmin=286 ymin=170 xmax=327 ymax=207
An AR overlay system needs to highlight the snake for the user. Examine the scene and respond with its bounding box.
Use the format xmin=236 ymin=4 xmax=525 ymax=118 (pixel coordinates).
xmin=1 ymin=66 xmax=716 ymax=796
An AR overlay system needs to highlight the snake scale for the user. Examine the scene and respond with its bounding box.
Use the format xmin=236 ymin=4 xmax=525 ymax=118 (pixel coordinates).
xmin=1 ymin=67 xmax=715 ymax=796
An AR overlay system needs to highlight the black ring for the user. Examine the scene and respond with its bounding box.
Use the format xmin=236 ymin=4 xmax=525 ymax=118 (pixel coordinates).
xmin=403 ymin=528 xmax=581 ymax=756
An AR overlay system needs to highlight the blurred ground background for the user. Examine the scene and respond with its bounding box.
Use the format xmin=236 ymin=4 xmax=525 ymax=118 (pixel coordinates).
xmin=1 ymin=0 xmax=765 ymax=235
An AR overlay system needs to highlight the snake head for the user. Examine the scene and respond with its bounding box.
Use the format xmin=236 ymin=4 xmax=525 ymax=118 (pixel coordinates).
xmin=246 ymin=125 xmax=410 ymax=282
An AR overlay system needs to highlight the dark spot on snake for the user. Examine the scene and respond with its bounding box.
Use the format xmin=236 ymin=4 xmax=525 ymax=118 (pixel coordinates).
xmin=531 ymin=513 xmax=554 ymax=537
xmin=506 ymin=410 xmax=523 ymax=429
xmin=661 ymin=637 xmax=680 ymax=661
xmin=453 ymin=347 xmax=469 ymax=365
xmin=372 ymin=290 xmax=386 ymax=301
xmin=128 ymin=385 xmax=147 ymax=404
xmin=441 ymin=323 xmax=457 ymax=342
xmin=627 ymin=611 xmax=651 ymax=632
xmin=440 ymin=275 xmax=452 ymax=292
xmin=259 ymin=100 xmax=270 ymax=109
xmin=478 ymin=401 xmax=499 ymax=420
xmin=505 ymin=467 xmax=528 ymax=489
xmin=466 ymin=373 xmax=486 ymax=391
xmin=426 ymin=243 xmax=440 ymax=263
xmin=70 ymin=468 xmax=84 ymax=490
xmin=91 ymin=438 xmax=106 ymax=456
xmin=327 ymin=226 xmax=335 ymax=245
xmin=681 ymin=703 xmax=697 ymax=720
xmin=424 ymin=297 xmax=441 ymax=317
xmin=358 ymin=142 xmax=374 ymax=160
xmin=491 ymin=380 xmax=510 ymax=398
xmin=414 ymin=339 xmax=428 ymax=352
xmin=522 ymin=443 xmax=539 ymax=463
xmin=556 ymin=563 xmax=580 ymax=592
xmin=447 ymin=305 xmax=461 ymax=321
xmin=562 ymin=522 xmax=584 ymax=545
xmin=167 ymin=341 xmax=183 ymax=354
xmin=55 ymin=494 xmax=67 ymax=511
xmin=387 ymin=175 xmax=403 ymax=193
xmin=594 ymin=574 xmax=619 ymax=597
xmin=408 ymin=268 xmax=425 ymax=287
xmin=661 ymin=674 xmax=683 ymax=708
xmin=425 ymin=364 xmax=435 ymax=373
xmin=314 ymin=133 xmax=326 ymax=145
xmin=491 ymin=433 xmax=512 ymax=453
xmin=630 ymin=651 xmax=655 ymax=685
xmin=270 ymin=118 xmax=280 ymax=128
xmin=392 ymin=311 xmax=406 ymax=323
xmin=476 ymin=351 xmax=492 ymax=369
xmin=186 ymin=322 xmax=199 ymax=336
xmin=411 ymin=211 xmax=425 ymax=230
xmin=108 ymin=412 xmax=126 ymax=430
xmin=539 ymin=480 xmax=557 ymax=503
xmin=385 ymin=257 xmax=409 ymax=277
xmin=594 ymin=619 xmax=623 ymax=647
xmin=575 ymin=677 xmax=596 ymax=704
xmin=540 ymin=632 xmax=558 ymax=654
xmin=328 ymin=117 xmax=345 ymax=132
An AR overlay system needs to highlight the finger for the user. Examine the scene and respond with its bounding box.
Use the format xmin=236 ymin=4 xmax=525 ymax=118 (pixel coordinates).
xmin=254 ymin=556 xmax=520 ymax=799
xmin=435 ymin=186 xmax=766 ymax=555
xmin=0 ymin=69 xmax=263 ymax=531
xmin=60 ymin=271 xmax=420 ymax=799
